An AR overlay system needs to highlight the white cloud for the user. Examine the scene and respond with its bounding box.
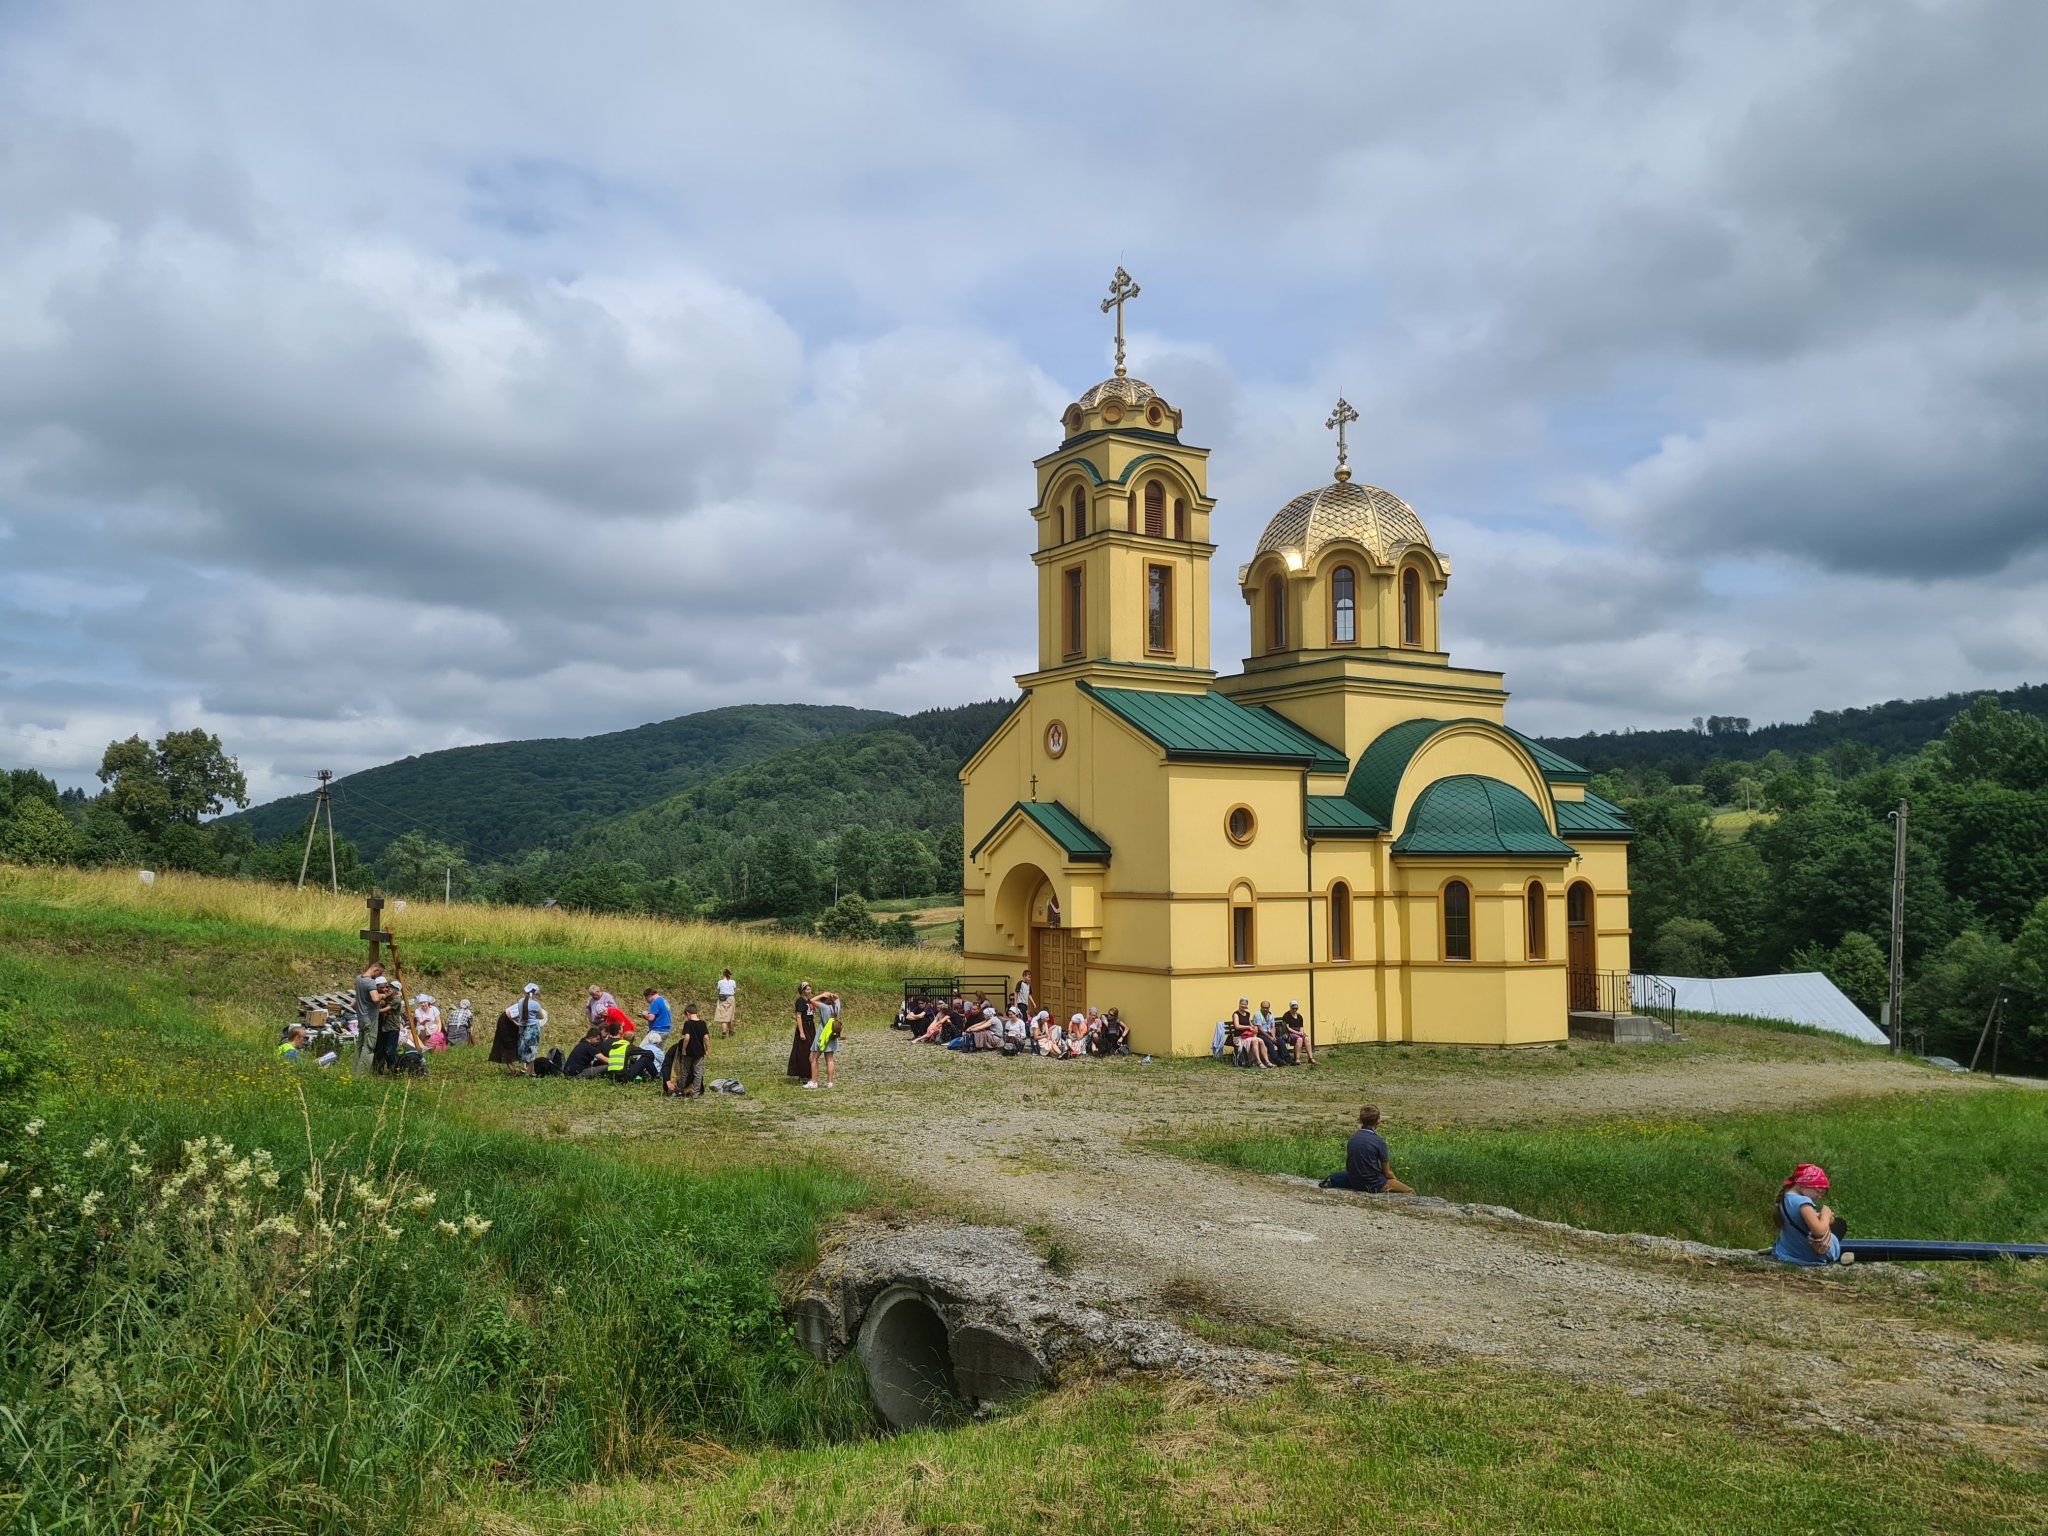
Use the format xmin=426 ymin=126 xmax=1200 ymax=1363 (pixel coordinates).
xmin=3 ymin=0 xmax=2046 ymax=802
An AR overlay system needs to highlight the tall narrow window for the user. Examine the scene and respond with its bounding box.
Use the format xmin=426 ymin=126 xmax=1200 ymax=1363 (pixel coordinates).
xmin=1332 ymin=565 xmax=1357 ymax=645
xmin=1267 ymin=575 xmax=1287 ymax=651
xmin=1231 ymin=900 xmax=1256 ymax=966
xmin=1069 ymin=486 xmax=1087 ymax=541
xmin=1063 ymin=567 xmax=1085 ymax=657
xmin=1525 ymin=880 xmax=1547 ymax=960
xmin=1402 ymin=567 xmax=1423 ymax=647
xmin=1174 ymin=497 xmax=1187 ymax=540
xmin=1443 ymin=879 xmax=1472 ymax=962
xmin=1329 ymin=881 xmax=1352 ymax=961
xmin=1143 ymin=480 xmax=1166 ymax=537
xmin=1146 ymin=563 xmax=1173 ymax=654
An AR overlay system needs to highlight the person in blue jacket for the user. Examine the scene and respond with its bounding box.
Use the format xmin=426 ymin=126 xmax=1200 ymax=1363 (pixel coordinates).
xmin=1773 ymin=1163 xmax=1852 ymax=1265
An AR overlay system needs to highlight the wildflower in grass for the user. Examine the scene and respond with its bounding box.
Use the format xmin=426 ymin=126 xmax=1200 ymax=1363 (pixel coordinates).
xmin=83 ymin=1136 xmax=110 ymax=1160
xmin=254 ymin=1213 xmax=298 ymax=1238
xmin=123 ymin=1139 xmax=143 ymax=1158
xmin=437 ymin=1219 xmax=459 ymax=1237
xmin=407 ymin=1191 xmax=437 ymax=1213
xmin=28 ymin=1186 xmax=43 ymax=1201
xmin=0 ymin=1162 xmax=9 ymax=1178
xmin=379 ymin=1222 xmax=402 ymax=1242
xmin=461 ymin=1213 xmax=492 ymax=1239
xmin=80 ymin=1190 xmax=103 ymax=1218
xmin=24 ymin=1119 xmax=42 ymax=1138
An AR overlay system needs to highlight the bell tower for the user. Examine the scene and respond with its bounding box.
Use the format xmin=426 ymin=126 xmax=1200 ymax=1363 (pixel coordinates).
xmin=1020 ymin=269 xmax=1218 ymax=690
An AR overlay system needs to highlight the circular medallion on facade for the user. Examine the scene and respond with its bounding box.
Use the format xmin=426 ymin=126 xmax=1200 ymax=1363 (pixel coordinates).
xmin=1044 ymin=720 xmax=1068 ymax=759
xmin=1100 ymin=401 xmax=1124 ymax=424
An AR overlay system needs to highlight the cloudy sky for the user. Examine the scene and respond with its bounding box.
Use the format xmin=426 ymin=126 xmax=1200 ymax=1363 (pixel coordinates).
xmin=4 ymin=1 xmax=2045 ymax=804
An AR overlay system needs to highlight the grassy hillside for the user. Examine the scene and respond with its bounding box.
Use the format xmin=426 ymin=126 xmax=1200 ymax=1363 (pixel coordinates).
xmin=5 ymin=864 xmax=2043 ymax=1534
xmin=225 ymin=702 xmax=896 ymax=862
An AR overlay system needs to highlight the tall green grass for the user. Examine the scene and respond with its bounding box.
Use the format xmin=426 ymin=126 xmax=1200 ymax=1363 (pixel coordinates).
xmin=1169 ymin=1092 xmax=2048 ymax=1250
xmin=0 ymin=938 xmax=875 ymax=1536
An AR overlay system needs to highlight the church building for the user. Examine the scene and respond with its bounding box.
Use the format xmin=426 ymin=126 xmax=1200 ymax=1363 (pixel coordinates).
xmin=960 ymin=276 xmax=1634 ymax=1056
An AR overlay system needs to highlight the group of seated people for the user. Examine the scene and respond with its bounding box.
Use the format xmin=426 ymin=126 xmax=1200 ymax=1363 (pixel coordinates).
xmin=894 ymin=993 xmax=1133 ymax=1058
xmin=1212 ymin=999 xmax=1318 ymax=1067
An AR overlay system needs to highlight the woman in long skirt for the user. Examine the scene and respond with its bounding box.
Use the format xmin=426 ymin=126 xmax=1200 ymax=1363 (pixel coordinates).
xmin=786 ymin=981 xmax=816 ymax=1085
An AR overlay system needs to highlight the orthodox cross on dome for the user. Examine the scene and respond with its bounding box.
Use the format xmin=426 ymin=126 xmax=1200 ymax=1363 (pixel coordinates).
xmin=1325 ymin=395 xmax=1360 ymax=483
xmin=1100 ymin=266 xmax=1141 ymax=378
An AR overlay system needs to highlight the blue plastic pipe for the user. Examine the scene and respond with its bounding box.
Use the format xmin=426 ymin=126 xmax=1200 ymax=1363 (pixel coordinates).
xmin=1838 ymin=1239 xmax=2048 ymax=1262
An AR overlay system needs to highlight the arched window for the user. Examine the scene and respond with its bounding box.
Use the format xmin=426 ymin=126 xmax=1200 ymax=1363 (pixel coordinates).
xmin=1174 ymin=497 xmax=1187 ymax=540
xmin=1143 ymin=480 xmax=1166 ymax=537
xmin=1231 ymin=887 xmax=1256 ymax=967
xmin=1267 ymin=575 xmax=1287 ymax=651
xmin=1525 ymin=880 xmax=1547 ymax=961
xmin=1329 ymin=881 xmax=1352 ymax=962
xmin=1402 ymin=567 xmax=1423 ymax=647
xmin=1331 ymin=565 xmax=1357 ymax=646
xmin=1443 ymin=880 xmax=1472 ymax=962
xmin=1069 ymin=486 xmax=1087 ymax=541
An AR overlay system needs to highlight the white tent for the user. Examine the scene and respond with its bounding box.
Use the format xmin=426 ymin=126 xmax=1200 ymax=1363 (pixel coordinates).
xmin=1634 ymin=971 xmax=1887 ymax=1046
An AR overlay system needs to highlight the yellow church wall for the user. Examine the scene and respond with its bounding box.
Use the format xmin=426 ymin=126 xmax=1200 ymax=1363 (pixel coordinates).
xmin=1216 ymin=655 xmax=1509 ymax=760
xmin=1569 ymin=841 xmax=1635 ymax=974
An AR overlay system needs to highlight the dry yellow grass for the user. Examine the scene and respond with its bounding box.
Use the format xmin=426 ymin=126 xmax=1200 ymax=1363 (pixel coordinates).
xmin=0 ymin=864 xmax=910 ymax=983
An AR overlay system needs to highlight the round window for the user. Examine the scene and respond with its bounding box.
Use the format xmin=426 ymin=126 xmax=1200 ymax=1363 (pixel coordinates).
xmin=1226 ymin=805 xmax=1256 ymax=845
xmin=1146 ymin=403 xmax=1163 ymax=426
xmin=1064 ymin=407 xmax=1083 ymax=435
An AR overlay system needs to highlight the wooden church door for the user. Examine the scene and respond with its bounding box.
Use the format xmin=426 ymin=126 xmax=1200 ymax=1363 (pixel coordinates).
xmin=1566 ymin=882 xmax=1596 ymax=1009
xmin=1034 ymin=926 xmax=1087 ymax=1024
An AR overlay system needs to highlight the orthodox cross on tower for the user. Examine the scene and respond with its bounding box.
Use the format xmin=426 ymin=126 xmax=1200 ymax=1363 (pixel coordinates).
xmin=1325 ymin=395 xmax=1360 ymax=483
xmin=1100 ymin=266 xmax=1141 ymax=378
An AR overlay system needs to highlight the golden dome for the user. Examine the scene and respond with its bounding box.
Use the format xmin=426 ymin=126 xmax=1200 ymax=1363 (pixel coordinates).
xmin=1075 ymin=376 xmax=1160 ymax=410
xmin=1253 ymin=477 xmax=1432 ymax=569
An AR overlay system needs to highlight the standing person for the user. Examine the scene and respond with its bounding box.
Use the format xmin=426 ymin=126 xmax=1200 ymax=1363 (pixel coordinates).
xmin=370 ymin=971 xmax=406 ymax=1075
xmin=811 ymin=991 xmax=844 ymax=1088
xmin=1014 ymin=969 xmax=1033 ymax=1019
xmin=444 ymin=998 xmax=475 ymax=1047
xmin=509 ymin=983 xmax=547 ymax=1078
xmin=668 ymin=1003 xmax=711 ymax=1099
xmin=787 ymin=982 xmax=818 ymax=1085
xmin=1773 ymin=1165 xmax=1849 ymax=1266
xmin=640 ymin=987 xmax=673 ymax=1070
xmin=1319 ymin=1106 xmax=1415 ymax=1194
xmin=714 ymin=968 xmax=738 ymax=1037
xmin=587 ymin=985 xmax=617 ymax=1032
xmin=352 ymin=962 xmax=389 ymax=1076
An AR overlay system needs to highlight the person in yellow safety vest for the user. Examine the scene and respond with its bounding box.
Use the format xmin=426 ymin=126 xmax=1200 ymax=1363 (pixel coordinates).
xmin=604 ymin=1035 xmax=629 ymax=1076
xmin=276 ymin=1024 xmax=310 ymax=1062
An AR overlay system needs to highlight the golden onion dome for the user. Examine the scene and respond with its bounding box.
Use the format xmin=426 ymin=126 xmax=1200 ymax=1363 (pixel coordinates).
xmin=1075 ymin=375 xmax=1159 ymax=410
xmin=1252 ymin=475 xmax=1433 ymax=570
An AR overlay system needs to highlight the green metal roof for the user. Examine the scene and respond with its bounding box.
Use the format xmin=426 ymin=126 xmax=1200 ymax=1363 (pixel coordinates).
xmin=1083 ymin=684 xmax=1348 ymax=773
xmin=1393 ymin=775 xmax=1579 ymax=858
xmin=1307 ymin=796 xmax=1386 ymax=837
xmin=969 ymin=800 xmax=1112 ymax=864
xmin=1552 ymin=790 xmax=1633 ymax=839
xmin=1344 ymin=717 xmax=1454 ymax=825
xmin=1507 ymin=727 xmax=1592 ymax=783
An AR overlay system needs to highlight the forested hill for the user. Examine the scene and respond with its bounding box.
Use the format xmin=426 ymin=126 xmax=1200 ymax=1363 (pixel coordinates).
xmin=224 ymin=703 xmax=897 ymax=862
xmin=1533 ymin=683 xmax=2048 ymax=778
xmin=555 ymin=700 xmax=1016 ymax=903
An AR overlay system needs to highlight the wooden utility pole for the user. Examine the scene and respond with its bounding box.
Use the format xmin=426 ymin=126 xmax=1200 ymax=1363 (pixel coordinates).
xmin=297 ymin=770 xmax=339 ymax=893
xmin=1886 ymin=800 xmax=1908 ymax=1056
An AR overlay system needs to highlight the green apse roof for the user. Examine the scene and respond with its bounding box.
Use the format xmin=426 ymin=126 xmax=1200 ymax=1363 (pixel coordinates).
xmin=1552 ymin=790 xmax=1633 ymax=839
xmin=1346 ymin=716 xmax=1596 ymax=827
xmin=970 ymin=800 xmax=1112 ymax=864
xmin=1307 ymin=796 xmax=1386 ymax=837
xmin=1082 ymin=684 xmax=1349 ymax=773
xmin=1393 ymin=775 xmax=1579 ymax=858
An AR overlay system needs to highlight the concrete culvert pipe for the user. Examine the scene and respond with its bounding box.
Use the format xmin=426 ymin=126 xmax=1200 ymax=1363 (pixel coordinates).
xmin=857 ymin=1285 xmax=963 ymax=1430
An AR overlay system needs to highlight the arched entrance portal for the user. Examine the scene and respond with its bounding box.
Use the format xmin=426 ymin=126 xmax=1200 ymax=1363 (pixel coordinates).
xmin=1566 ymin=881 xmax=1596 ymax=1010
xmin=1028 ymin=878 xmax=1087 ymax=1025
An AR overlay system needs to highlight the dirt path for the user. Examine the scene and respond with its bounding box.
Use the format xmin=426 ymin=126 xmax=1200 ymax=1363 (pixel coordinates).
xmin=749 ymin=1036 xmax=2048 ymax=1463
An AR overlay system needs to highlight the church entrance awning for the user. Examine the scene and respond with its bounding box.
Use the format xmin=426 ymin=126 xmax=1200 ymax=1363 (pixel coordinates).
xmin=971 ymin=800 xmax=1111 ymax=865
